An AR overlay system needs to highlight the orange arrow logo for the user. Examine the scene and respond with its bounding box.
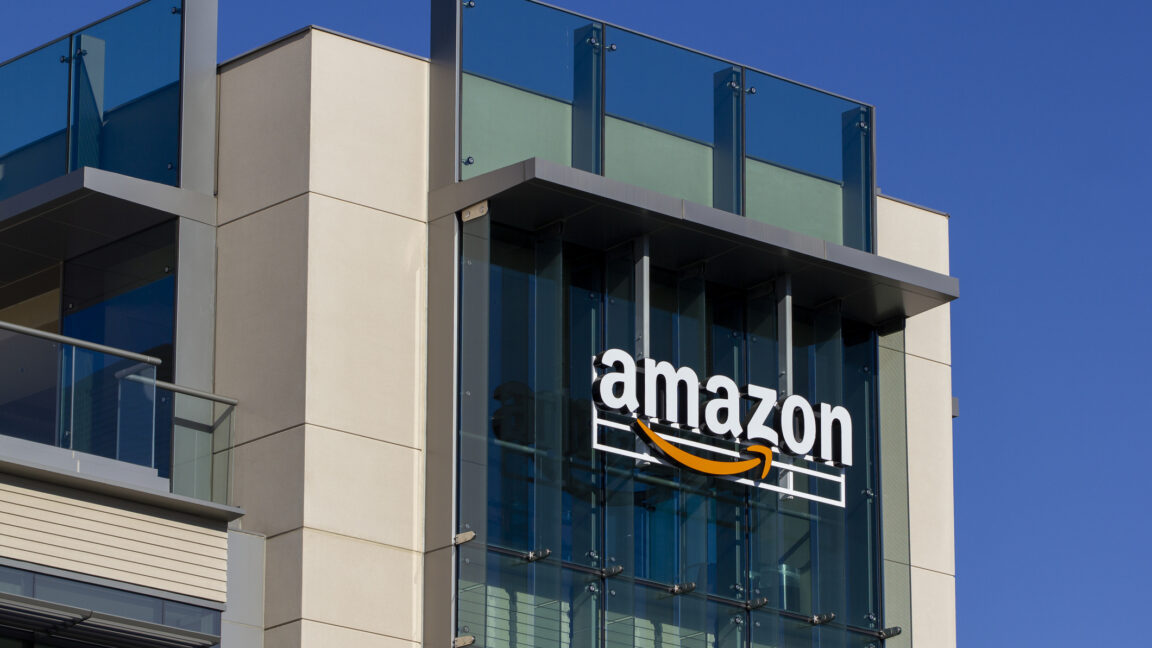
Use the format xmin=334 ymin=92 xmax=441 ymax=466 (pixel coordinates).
xmin=634 ymin=419 xmax=773 ymax=480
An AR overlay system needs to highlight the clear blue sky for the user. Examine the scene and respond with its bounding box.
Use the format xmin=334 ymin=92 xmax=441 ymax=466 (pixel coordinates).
xmin=4 ymin=1 xmax=1151 ymax=645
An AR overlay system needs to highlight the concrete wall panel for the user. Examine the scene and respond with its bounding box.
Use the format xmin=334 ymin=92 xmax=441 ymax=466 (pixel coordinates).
xmin=230 ymin=426 xmax=306 ymax=537
xmin=299 ymin=529 xmax=421 ymax=642
xmin=910 ymin=567 xmax=956 ymax=648
xmin=906 ymin=302 xmax=951 ymax=366
xmin=876 ymin=196 xmax=949 ymax=275
xmin=905 ymin=355 xmax=955 ymax=575
xmin=217 ymin=32 xmax=312 ymax=224
xmin=303 ymin=425 xmax=422 ymax=552
xmin=309 ymin=31 xmax=429 ymax=221
xmin=215 ymin=195 xmax=309 ymax=446
xmin=304 ymin=194 xmax=426 ymax=451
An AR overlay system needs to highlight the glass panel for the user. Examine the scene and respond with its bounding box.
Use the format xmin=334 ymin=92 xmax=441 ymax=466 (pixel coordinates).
xmin=0 ymin=566 xmax=34 ymax=596
xmin=163 ymin=599 xmax=222 ymax=635
xmin=169 ymin=390 xmax=235 ymax=505
xmin=35 ymin=574 xmax=164 ymax=624
xmin=63 ymin=221 xmax=176 ymax=473
xmin=606 ymin=582 xmax=743 ymax=648
xmin=61 ymin=348 xmax=156 ymax=467
xmin=0 ymin=330 xmax=61 ymax=446
xmin=69 ymin=0 xmax=183 ymax=185
xmin=744 ymin=71 xmax=872 ymax=250
xmin=749 ymin=610 xmax=818 ymax=648
xmin=604 ymin=28 xmax=739 ymax=211
xmin=459 ymin=549 xmax=598 ymax=648
xmin=0 ymin=38 xmax=71 ymax=201
xmin=461 ymin=0 xmax=602 ymax=178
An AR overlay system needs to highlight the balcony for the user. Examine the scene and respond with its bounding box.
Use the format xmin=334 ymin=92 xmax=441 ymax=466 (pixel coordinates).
xmin=0 ymin=0 xmax=184 ymax=202
xmin=459 ymin=0 xmax=873 ymax=251
xmin=0 ymin=320 xmax=233 ymax=505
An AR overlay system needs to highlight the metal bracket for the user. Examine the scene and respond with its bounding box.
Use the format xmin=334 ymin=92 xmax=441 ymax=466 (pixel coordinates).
xmin=522 ymin=548 xmax=551 ymax=563
xmin=461 ymin=200 xmax=488 ymax=222
xmin=745 ymin=597 xmax=770 ymax=611
xmin=667 ymin=582 xmax=696 ymax=596
xmin=453 ymin=636 xmax=476 ymax=648
xmin=453 ymin=530 xmax=476 ymax=546
xmin=876 ymin=627 xmax=902 ymax=639
xmin=600 ymin=565 xmax=624 ymax=578
xmin=809 ymin=612 xmax=836 ymax=626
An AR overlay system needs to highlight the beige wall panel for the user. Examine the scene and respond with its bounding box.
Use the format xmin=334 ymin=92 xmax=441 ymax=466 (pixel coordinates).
xmin=217 ymin=32 xmax=312 ymax=224
xmin=303 ymin=426 xmax=422 ymax=552
xmin=304 ymin=194 xmax=426 ymax=450
xmin=309 ymin=32 xmax=429 ymax=221
xmin=0 ymin=476 xmax=227 ymax=602
xmin=216 ymin=195 xmax=309 ymax=446
xmin=264 ymin=529 xmax=304 ymax=629
xmin=905 ymin=355 xmax=955 ymax=575
xmin=905 ymin=302 xmax=952 ymax=366
xmin=910 ymin=567 xmax=957 ymax=648
xmin=263 ymin=622 xmax=301 ymax=648
xmin=299 ymin=619 xmax=419 ymax=648
xmin=231 ymin=426 xmax=306 ymax=537
xmin=299 ymin=529 xmax=421 ymax=642
xmin=876 ymin=196 xmax=950 ymax=274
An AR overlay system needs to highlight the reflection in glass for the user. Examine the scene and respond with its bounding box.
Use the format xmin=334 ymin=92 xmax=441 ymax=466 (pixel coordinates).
xmin=458 ymin=221 xmax=882 ymax=642
xmin=0 ymin=38 xmax=71 ymax=201
xmin=461 ymin=0 xmax=603 ymax=178
xmin=604 ymin=28 xmax=739 ymax=211
xmin=0 ymin=0 xmax=182 ymax=199
xmin=744 ymin=71 xmax=872 ymax=250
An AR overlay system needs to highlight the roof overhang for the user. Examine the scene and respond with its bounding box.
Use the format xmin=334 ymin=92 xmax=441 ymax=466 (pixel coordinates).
xmin=0 ymin=167 xmax=215 ymax=288
xmin=431 ymin=158 xmax=958 ymax=325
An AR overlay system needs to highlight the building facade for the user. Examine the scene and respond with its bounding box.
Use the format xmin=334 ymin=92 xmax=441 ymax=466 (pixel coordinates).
xmin=0 ymin=1 xmax=957 ymax=647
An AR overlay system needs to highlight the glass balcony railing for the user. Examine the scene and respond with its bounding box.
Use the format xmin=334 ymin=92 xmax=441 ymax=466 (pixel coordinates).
xmin=0 ymin=0 xmax=183 ymax=202
xmin=0 ymin=320 xmax=233 ymax=505
xmin=460 ymin=0 xmax=873 ymax=251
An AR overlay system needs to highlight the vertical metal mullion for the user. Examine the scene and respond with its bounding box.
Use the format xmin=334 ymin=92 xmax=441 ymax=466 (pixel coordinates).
xmin=64 ymin=34 xmax=75 ymax=173
xmin=634 ymin=235 xmax=650 ymax=361
xmin=776 ymin=275 xmax=792 ymax=397
xmin=740 ymin=66 xmax=748 ymax=217
xmin=599 ymin=22 xmax=607 ymax=176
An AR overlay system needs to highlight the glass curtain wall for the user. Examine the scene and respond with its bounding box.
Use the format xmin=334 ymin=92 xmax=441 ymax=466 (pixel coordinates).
xmin=457 ymin=218 xmax=883 ymax=647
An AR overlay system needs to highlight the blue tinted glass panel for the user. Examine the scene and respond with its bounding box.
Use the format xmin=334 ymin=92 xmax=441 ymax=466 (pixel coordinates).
xmin=744 ymin=71 xmax=872 ymax=250
xmin=0 ymin=38 xmax=71 ymax=201
xmin=69 ymin=0 xmax=182 ymax=185
xmin=604 ymin=28 xmax=739 ymax=210
xmin=461 ymin=0 xmax=602 ymax=178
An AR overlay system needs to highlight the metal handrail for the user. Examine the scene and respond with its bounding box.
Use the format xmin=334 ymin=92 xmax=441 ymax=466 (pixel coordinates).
xmin=0 ymin=320 xmax=162 ymax=366
xmin=121 ymin=374 xmax=238 ymax=406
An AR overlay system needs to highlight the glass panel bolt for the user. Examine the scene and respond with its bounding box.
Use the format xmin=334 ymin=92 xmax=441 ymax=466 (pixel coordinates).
xmin=746 ymin=86 xmax=758 ymax=95
xmin=462 ymin=156 xmax=474 ymax=166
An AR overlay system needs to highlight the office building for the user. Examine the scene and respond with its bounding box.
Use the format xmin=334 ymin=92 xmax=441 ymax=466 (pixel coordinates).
xmin=0 ymin=0 xmax=958 ymax=646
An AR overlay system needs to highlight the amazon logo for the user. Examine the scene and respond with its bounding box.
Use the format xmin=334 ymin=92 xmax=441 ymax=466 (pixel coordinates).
xmin=593 ymin=348 xmax=853 ymax=480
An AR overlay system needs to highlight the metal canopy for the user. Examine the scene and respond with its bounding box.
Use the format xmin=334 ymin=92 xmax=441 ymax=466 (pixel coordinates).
xmin=0 ymin=592 xmax=219 ymax=648
xmin=430 ymin=158 xmax=958 ymax=325
xmin=0 ymin=167 xmax=215 ymax=289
